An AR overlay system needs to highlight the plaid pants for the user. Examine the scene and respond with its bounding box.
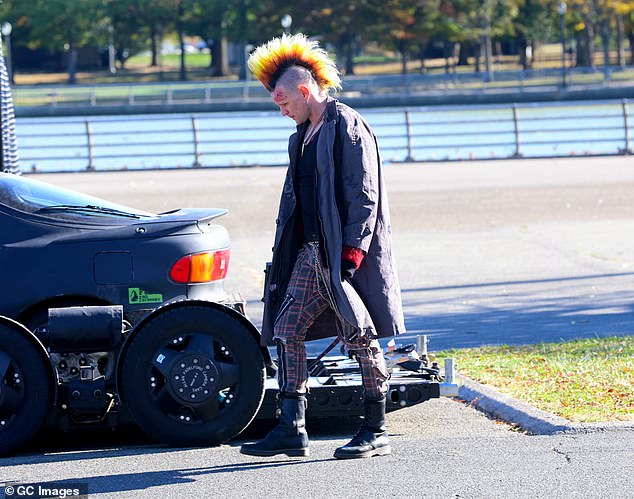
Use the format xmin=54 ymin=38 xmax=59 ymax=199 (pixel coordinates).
xmin=273 ymin=243 xmax=389 ymax=400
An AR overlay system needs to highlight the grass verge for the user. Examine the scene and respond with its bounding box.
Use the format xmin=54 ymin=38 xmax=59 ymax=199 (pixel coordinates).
xmin=436 ymin=336 xmax=634 ymax=423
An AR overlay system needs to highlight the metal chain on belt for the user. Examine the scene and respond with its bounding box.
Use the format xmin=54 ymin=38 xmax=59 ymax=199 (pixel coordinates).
xmin=307 ymin=242 xmax=363 ymax=350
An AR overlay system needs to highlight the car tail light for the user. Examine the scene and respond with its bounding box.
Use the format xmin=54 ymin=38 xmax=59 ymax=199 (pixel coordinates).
xmin=169 ymin=249 xmax=230 ymax=283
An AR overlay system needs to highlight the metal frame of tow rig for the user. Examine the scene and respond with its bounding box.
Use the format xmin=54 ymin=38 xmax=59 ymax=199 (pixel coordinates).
xmin=228 ymin=294 xmax=459 ymax=421
xmin=0 ymin=299 xmax=459 ymax=455
xmin=256 ymin=339 xmax=459 ymax=420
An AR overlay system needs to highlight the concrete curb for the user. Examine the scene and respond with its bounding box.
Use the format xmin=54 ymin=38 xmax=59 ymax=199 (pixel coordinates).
xmin=457 ymin=374 xmax=634 ymax=435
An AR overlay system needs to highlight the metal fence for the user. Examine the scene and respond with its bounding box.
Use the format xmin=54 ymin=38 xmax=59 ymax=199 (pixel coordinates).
xmin=16 ymin=99 xmax=632 ymax=173
xmin=14 ymin=67 xmax=634 ymax=110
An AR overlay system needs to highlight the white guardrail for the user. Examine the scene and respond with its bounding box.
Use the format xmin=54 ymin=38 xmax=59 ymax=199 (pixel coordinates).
xmin=16 ymin=99 xmax=632 ymax=172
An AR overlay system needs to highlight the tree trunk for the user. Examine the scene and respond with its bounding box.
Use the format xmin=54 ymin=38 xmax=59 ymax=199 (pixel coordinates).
xmin=474 ymin=43 xmax=481 ymax=73
xmin=150 ymin=26 xmax=159 ymax=67
xmin=443 ymin=41 xmax=453 ymax=74
xmin=397 ymin=39 xmax=408 ymax=75
xmin=238 ymin=41 xmax=247 ymax=80
xmin=67 ymin=44 xmax=77 ymax=84
xmin=583 ymin=18 xmax=595 ymax=68
xmin=345 ymin=38 xmax=355 ymax=76
xmin=458 ymin=42 xmax=470 ymax=66
xmin=335 ymin=42 xmax=344 ymax=72
xmin=237 ymin=0 xmax=248 ymax=80
xmin=116 ymin=46 xmax=130 ymax=69
xmin=601 ymin=19 xmax=610 ymax=67
xmin=211 ymin=38 xmax=230 ymax=77
xmin=418 ymin=43 xmax=426 ymax=73
xmin=629 ymin=32 xmax=634 ymax=65
xmin=575 ymin=32 xmax=582 ymax=66
xmin=517 ymin=36 xmax=528 ymax=70
xmin=494 ymin=41 xmax=502 ymax=60
xmin=178 ymin=2 xmax=186 ymax=81
xmin=616 ymin=15 xmax=624 ymax=67
xmin=576 ymin=31 xmax=588 ymax=67
xmin=481 ymin=32 xmax=493 ymax=81
xmin=178 ymin=37 xmax=186 ymax=81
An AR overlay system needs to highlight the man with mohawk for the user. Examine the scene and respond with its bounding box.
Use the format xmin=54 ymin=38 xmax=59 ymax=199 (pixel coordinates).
xmin=240 ymin=34 xmax=405 ymax=460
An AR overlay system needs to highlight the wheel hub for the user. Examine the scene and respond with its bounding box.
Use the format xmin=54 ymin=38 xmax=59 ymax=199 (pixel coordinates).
xmin=167 ymin=354 xmax=219 ymax=405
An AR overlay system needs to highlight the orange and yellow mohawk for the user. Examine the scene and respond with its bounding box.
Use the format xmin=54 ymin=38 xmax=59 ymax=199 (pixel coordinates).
xmin=248 ymin=33 xmax=342 ymax=93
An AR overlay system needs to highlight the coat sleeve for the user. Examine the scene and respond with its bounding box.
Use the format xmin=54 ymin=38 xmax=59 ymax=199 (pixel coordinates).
xmin=337 ymin=111 xmax=379 ymax=254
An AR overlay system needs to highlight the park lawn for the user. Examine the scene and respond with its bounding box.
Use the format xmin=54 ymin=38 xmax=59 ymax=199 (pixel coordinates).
xmin=126 ymin=52 xmax=212 ymax=68
xmin=436 ymin=335 xmax=634 ymax=423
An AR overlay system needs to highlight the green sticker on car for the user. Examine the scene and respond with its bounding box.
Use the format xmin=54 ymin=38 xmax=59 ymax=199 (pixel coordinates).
xmin=128 ymin=287 xmax=164 ymax=304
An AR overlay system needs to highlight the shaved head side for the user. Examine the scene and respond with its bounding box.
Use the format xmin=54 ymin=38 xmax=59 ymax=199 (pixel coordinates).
xmin=274 ymin=66 xmax=317 ymax=93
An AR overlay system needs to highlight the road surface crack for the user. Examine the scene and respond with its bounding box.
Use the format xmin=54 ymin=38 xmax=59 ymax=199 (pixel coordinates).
xmin=553 ymin=445 xmax=572 ymax=464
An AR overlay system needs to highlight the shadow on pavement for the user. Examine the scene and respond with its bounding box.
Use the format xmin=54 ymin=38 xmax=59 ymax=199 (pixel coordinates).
xmin=399 ymin=272 xmax=634 ymax=350
xmin=5 ymin=459 xmax=336 ymax=495
xmin=0 ymin=416 xmax=361 ymax=466
xmin=302 ymin=272 xmax=634 ymax=356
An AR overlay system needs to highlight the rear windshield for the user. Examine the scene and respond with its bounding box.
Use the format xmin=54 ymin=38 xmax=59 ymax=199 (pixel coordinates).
xmin=0 ymin=173 xmax=152 ymax=219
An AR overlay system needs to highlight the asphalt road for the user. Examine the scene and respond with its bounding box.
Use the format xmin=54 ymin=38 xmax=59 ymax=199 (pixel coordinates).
xmin=2 ymin=156 xmax=633 ymax=498
xmin=39 ymin=155 xmax=634 ymax=350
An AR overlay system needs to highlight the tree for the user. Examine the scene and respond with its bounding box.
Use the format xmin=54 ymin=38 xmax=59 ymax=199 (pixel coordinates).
xmin=283 ymin=1 xmax=380 ymax=76
xmin=121 ymin=0 xmax=178 ymax=68
xmin=436 ymin=0 xmax=466 ymax=73
xmin=15 ymin=0 xmax=108 ymax=83
xmin=596 ymin=1 xmax=634 ymax=67
xmin=437 ymin=0 xmax=519 ymax=79
xmin=567 ymin=2 xmax=595 ymax=67
xmin=175 ymin=0 xmax=186 ymax=80
xmin=108 ymin=0 xmax=153 ymax=69
xmin=625 ymin=9 xmax=634 ymax=65
xmin=564 ymin=0 xmax=631 ymax=68
xmin=184 ymin=0 xmax=232 ymax=77
xmin=372 ymin=0 xmax=417 ymax=75
xmin=371 ymin=0 xmax=441 ymax=75
xmin=513 ymin=0 xmax=553 ymax=69
xmin=7 ymin=0 xmax=632 ymax=82
xmin=221 ymin=0 xmax=266 ymax=80
xmin=411 ymin=0 xmax=443 ymax=73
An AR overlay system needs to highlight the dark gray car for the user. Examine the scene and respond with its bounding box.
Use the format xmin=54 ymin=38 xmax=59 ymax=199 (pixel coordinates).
xmin=0 ymin=172 xmax=231 ymax=326
xmin=0 ymin=173 xmax=268 ymax=455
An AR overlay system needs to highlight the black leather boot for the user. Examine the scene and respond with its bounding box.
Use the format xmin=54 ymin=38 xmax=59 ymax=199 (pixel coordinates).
xmin=334 ymin=397 xmax=390 ymax=459
xmin=240 ymin=394 xmax=309 ymax=457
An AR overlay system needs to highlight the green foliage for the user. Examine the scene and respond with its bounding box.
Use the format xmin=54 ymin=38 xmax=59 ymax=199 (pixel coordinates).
xmin=15 ymin=0 xmax=109 ymax=50
xmin=108 ymin=0 xmax=152 ymax=61
xmin=372 ymin=0 xmax=441 ymax=51
xmin=183 ymin=0 xmax=230 ymax=42
xmin=4 ymin=0 xmax=634 ymax=74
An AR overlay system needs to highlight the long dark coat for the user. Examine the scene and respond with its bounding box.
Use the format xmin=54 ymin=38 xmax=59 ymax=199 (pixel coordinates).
xmin=261 ymin=99 xmax=405 ymax=346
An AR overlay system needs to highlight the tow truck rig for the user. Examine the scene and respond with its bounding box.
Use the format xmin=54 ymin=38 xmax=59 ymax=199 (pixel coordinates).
xmin=0 ymin=299 xmax=457 ymax=455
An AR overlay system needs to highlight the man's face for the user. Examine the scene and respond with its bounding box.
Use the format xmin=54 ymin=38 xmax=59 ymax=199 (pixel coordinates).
xmin=271 ymin=84 xmax=310 ymax=125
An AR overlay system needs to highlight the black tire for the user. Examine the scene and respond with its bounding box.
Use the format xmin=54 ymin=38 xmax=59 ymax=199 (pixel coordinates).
xmin=0 ymin=324 xmax=52 ymax=455
xmin=120 ymin=305 xmax=266 ymax=447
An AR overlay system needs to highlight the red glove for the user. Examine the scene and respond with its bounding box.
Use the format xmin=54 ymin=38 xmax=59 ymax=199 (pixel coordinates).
xmin=341 ymin=246 xmax=365 ymax=279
